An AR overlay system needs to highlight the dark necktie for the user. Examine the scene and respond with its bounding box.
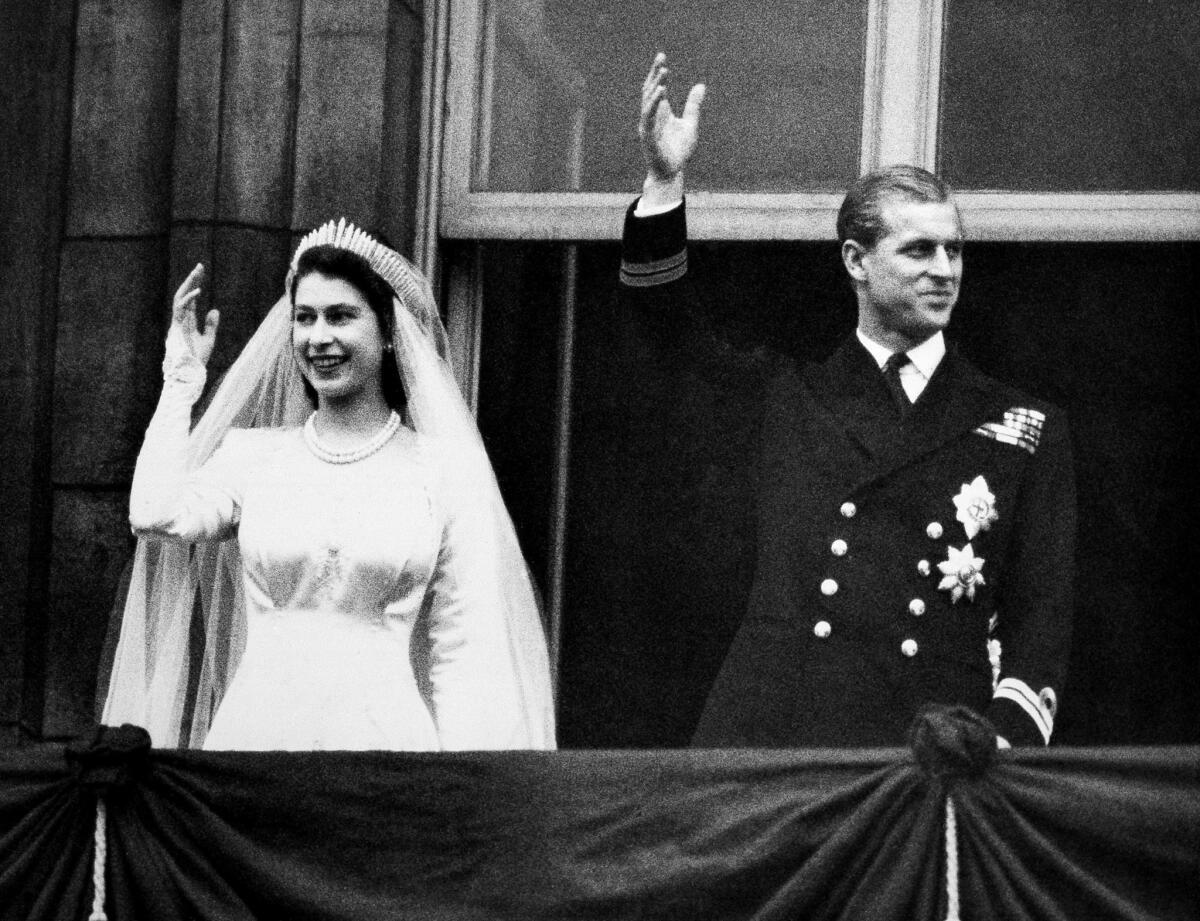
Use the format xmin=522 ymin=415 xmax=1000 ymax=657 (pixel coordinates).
xmin=882 ymin=352 xmax=912 ymax=417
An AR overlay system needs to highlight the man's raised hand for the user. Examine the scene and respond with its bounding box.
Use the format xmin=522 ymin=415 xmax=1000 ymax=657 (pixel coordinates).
xmin=639 ymin=53 xmax=705 ymax=193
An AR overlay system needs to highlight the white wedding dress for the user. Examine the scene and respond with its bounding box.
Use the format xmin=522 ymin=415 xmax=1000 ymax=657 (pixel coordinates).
xmin=129 ymin=380 xmax=528 ymax=751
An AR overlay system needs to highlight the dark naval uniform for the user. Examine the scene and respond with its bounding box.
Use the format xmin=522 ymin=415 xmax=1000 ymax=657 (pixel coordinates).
xmin=620 ymin=200 xmax=1076 ymax=747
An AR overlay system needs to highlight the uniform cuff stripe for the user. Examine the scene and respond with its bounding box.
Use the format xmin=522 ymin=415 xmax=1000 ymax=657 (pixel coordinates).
xmin=621 ymin=249 xmax=686 ymax=275
xmin=620 ymin=252 xmax=688 ymax=287
xmin=994 ymin=678 xmax=1053 ymax=744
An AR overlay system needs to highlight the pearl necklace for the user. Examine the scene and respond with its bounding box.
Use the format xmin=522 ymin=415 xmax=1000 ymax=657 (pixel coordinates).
xmin=303 ymin=411 xmax=401 ymax=464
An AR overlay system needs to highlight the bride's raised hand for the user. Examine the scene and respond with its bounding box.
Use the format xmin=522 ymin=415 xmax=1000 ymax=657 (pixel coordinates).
xmin=639 ymin=53 xmax=706 ymax=183
xmin=168 ymin=263 xmax=219 ymax=366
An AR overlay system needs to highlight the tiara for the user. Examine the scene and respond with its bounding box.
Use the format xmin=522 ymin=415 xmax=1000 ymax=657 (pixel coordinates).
xmin=289 ymin=218 xmax=436 ymax=326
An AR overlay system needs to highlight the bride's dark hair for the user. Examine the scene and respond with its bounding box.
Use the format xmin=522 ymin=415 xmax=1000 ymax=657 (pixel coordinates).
xmin=290 ymin=244 xmax=407 ymax=414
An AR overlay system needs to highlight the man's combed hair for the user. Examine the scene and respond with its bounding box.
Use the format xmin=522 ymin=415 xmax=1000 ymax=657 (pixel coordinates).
xmin=837 ymin=165 xmax=956 ymax=248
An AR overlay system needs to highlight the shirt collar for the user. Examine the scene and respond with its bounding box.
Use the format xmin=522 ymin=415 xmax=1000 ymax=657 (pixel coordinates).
xmin=856 ymin=329 xmax=946 ymax=380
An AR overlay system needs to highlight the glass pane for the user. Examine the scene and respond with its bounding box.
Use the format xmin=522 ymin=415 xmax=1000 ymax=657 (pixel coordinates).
xmin=940 ymin=0 xmax=1200 ymax=191
xmin=476 ymin=0 xmax=869 ymax=193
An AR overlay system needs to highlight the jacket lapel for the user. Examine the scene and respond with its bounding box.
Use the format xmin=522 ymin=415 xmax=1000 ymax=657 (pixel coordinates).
xmin=803 ymin=337 xmax=1009 ymax=495
xmin=801 ymin=336 xmax=902 ymax=485
xmin=853 ymin=346 xmax=1007 ymax=491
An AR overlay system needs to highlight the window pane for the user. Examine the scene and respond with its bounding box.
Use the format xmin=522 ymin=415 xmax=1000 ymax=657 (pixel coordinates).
xmin=477 ymin=0 xmax=869 ymax=193
xmin=940 ymin=0 xmax=1200 ymax=191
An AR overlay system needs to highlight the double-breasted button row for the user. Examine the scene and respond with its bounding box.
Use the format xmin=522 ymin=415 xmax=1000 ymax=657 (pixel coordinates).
xmin=906 ymin=519 xmax=935 ymax=653
xmin=922 ymin=525 xmax=941 ymax=601
xmin=826 ymin=503 xmax=855 ymax=594
xmin=902 ymin=523 xmax=944 ymax=657
xmin=818 ymin=501 xmax=855 ymax=644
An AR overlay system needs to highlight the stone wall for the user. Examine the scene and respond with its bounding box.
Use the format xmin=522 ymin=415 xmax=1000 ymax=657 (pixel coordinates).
xmin=0 ymin=0 xmax=426 ymax=743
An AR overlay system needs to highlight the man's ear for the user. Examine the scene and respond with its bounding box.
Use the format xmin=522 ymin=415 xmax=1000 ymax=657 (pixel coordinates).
xmin=842 ymin=239 xmax=868 ymax=283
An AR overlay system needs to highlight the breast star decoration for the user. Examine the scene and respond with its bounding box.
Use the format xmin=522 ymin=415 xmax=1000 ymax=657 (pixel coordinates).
xmin=938 ymin=543 xmax=986 ymax=603
xmin=953 ymin=475 xmax=998 ymax=539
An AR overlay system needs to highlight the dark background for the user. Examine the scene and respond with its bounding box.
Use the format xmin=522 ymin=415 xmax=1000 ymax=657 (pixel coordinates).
xmin=478 ymin=239 xmax=1200 ymax=748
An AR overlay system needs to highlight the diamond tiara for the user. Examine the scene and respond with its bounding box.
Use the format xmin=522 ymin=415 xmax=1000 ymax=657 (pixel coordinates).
xmin=288 ymin=217 xmax=435 ymax=326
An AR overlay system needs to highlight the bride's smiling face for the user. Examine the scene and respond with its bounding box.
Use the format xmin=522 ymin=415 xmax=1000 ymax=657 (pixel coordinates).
xmin=292 ymin=271 xmax=387 ymax=404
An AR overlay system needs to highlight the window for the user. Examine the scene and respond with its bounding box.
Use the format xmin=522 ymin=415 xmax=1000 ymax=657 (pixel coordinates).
xmin=420 ymin=0 xmax=1200 ymax=745
xmin=437 ymin=0 xmax=1200 ymax=242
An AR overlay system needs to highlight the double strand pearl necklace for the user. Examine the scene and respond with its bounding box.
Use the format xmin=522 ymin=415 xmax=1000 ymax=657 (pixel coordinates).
xmin=303 ymin=410 xmax=401 ymax=464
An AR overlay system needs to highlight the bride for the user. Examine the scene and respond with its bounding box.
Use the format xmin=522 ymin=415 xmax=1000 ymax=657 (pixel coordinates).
xmin=103 ymin=220 xmax=555 ymax=751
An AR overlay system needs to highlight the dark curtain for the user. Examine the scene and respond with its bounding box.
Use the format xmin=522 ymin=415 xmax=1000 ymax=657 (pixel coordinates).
xmin=2 ymin=727 xmax=1197 ymax=921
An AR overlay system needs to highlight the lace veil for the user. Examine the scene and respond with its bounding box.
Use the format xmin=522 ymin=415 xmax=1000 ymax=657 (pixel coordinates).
xmin=102 ymin=220 xmax=556 ymax=749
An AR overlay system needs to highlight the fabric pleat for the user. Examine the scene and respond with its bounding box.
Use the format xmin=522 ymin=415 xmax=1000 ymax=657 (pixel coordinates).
xmin=2 ymin=743 xmax=1196 ymax=921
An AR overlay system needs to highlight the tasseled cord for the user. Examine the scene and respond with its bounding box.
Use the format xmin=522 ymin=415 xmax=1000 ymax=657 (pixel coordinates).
xmin=944 ymin=796 xmax=960 ymax=921
xmin=909 ymin=704 xmax=999 ymax=921
xmin=88 ymin=797 xmax=108 ymax=921
xmin=65 ymin=724 xmax=151 ymax=921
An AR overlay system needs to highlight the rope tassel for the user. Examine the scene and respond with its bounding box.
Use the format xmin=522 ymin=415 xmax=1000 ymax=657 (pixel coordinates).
xmin=906 ymin=705 xmax=997 ymax=921
xmin=88 ymin=798 xmax=108 ymax=921
xmin=944 ymin=796 xmax=960 ymax=921
xmin=63 ymin=724 xmax=151 ymax=921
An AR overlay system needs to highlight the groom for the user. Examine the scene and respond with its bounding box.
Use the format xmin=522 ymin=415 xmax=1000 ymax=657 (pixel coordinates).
xmin=621 ymin=55 xmax=1076 ymax=747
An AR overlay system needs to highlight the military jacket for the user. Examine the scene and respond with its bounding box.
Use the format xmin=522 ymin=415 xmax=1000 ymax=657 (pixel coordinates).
xmin=621 ymin=200 xmax=1076 ymax=747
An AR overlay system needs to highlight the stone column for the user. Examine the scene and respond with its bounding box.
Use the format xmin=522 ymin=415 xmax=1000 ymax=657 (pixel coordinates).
xmin=0 ymin=0 xmax=78 ymax=746
xmin=15 ymin=0 xmax=427 ymax=741
xmin=43 ymin=0 xmax=183 ymax=739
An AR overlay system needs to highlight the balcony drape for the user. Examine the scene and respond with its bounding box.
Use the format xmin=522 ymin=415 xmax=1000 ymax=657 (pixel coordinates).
xmin=1 ymin=724 xmax=1196 ymax=920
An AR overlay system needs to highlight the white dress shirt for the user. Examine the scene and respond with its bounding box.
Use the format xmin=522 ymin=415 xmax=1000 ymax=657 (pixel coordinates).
xmin=856 ymin=329 xmax=947 ymax=404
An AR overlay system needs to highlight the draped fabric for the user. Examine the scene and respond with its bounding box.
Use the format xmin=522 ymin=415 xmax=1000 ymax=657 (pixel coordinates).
xmin=1 ymin=733 xmax=1196 ymax=921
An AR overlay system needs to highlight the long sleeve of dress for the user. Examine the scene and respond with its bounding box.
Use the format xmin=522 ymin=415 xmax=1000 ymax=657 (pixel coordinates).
xmin=129 ymin=346 xmax=243 ymax=543
xmin=423 ymin=488 xmax=529 ymax=751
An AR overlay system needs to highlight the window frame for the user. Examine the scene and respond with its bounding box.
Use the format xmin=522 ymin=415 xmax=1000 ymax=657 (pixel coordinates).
xmin=437 ymin=0 xmax=1200 ymax=243
xmin=421 ymin=0 xmax=1200 ymax=685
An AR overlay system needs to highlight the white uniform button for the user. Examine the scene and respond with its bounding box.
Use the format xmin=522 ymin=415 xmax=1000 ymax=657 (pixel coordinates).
xmin=901 ymin=639 xmax=919 ymax=657
xmin=813 ymin=620 xmax=832 ymax=639
xmin=908 ymin=598 xmax=926 ymax=616
xmin=840 ymin=501 xmax=857 ymax=518
xmin=830 ymin=539 xmax=848 ymax=557
xmin=917 ymin=559 xmax=931 ymax=576
xmin=820 ymin=578 xmax=839 ymax=596
xmin=926 ymin=521 xmax=943 ymax=540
